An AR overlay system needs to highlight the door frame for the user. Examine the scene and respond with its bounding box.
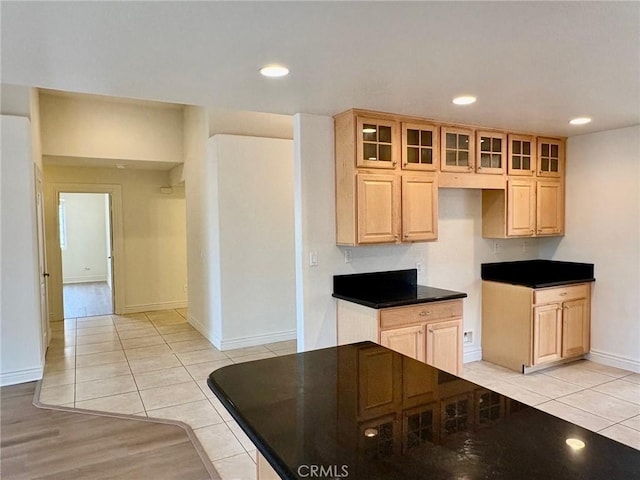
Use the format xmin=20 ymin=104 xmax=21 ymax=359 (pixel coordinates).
xmin=34 ymin=165 xmax=50 ymax=354
xmin=45 ymin=183 xmax=125 ymax=320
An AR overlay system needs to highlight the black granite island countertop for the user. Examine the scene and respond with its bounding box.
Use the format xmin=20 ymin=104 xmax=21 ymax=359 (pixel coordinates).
xmin=481 ymin=259 xmax=595 ymax=288
xmin=208 ymin=342 xmax=639 ymax=480
xmin=332 ymin=269 xmax=467 ymax=308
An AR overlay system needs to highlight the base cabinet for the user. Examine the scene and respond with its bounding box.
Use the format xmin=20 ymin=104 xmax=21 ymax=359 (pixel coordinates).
xmin=337 ymin=299 xmax=463 ymax=375
xmin=483 ymin=281 xmax=591 ymax=373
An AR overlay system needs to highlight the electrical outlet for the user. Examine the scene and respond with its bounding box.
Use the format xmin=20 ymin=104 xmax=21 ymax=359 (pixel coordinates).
xmin=309 ymin=251 xmax=318 ymax=267
xmin=183 ymin=284 xmax=188 ymax=293
xmin=344 ymin=249 xmax=352 ymax=263
xmin=493 ymin=241 xmax=501 ymax=254
xmin=463 ymin=331 xmax=473 ymax=345
xmin=523 ymin=240 xmax=529 ymax=253
xmin=415 ymin=261 xmax=423 ymax=273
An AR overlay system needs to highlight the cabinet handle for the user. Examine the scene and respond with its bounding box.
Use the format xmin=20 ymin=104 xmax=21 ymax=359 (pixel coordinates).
xmin=428 ymin=328 xmax=434 ymax=333
xmin=559 ymin=292 xmax=568 ymax=297
xmin=394 ymin=234 xmax=399 ymax=241
xmin=419 ymin=330 xmax=423 ymax=335
xmin=419 ymin=311 xmax=431 ymax=316
xmin=392 ymin=161 xmax=398 ymax=166
xmin=467 ymin=166 xmax=473 ymax=171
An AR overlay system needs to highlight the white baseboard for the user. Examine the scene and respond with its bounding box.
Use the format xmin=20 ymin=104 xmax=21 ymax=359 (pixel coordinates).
xmin=186 ymin=312 xmax=296 ymax=351
xmin=587 ymin=349 xmax=640 ymax=373
xmin=122 ymin=300 xmax=187 ymax=314
xmin=219 ymin=330 xmax=297 ymax=351
xmin=187 ymin=313 xmax=222 ymax=350
xmin=463 ymin=346 xmax=483 ymax=364
xmin=0 ymin=365 xmax=43 ymax=387
xmin=63 ymin=275 xmax=108 ymax=284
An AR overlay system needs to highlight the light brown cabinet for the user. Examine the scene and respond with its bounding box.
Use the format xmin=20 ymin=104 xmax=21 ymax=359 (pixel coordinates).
xmin=482 ymin=178 xmax=564 ymax=238
xmin=440 ymin=126 xmax=474 ymax=173
xmin=336 ymin=110 xmax=438 ymax=245
xmin=476 ymin=131 xmax=506 ymax=175
xmin=337 ymin=299 xmax=464 ymax=375
xmin=335 ymin=108 xmax=566 ymax=244
xmin=482 ymin=281 xmax=591 ymax=373
xmin=402 ymin=122 xmax=438 ymax=171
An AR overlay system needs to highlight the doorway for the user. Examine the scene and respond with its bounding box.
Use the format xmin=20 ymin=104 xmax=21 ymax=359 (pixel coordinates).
xmin=59 ymin=192 xmax=114 ymax=317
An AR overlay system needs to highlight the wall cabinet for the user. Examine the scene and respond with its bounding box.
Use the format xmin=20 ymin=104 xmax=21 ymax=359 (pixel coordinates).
xmin=482 ymin=178 xmax=564 ymax=238
xmin=482 ymin=281 xmax=591 ymax=373
xmin=336 ymin=110 xmax=438 ymax=245
xmin=335 ymin=109 xmax=566 ymax=244
xmin=337 ymin=299 xmax=463 ymax=375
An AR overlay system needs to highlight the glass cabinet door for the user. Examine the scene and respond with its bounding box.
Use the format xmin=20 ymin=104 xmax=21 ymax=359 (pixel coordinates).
xmin=356 ymin=117 xmax=400 ymax=169
xmin=401 ymin=122 xmax=439 ymax=171
xmin=508 ymin=134 xmax=536 ymax=176
xmin=537 ymin=137 xmax=564 ymax=177
xmin=476 ymin=131 xmax=506 ymax=174
xmin=440 ymin=126 xmax=474 ymax=172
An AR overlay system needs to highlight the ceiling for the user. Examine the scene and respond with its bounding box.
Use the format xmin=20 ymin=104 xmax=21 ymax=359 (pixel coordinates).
xmin=2 ymin=2 xmax=639 ymax=137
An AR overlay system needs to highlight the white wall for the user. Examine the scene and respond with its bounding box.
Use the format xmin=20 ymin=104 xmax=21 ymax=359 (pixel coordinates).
xmin=293 ymin=114 xmax=542 ymax=358
xmin=39 ymin=93 xmax=184 ymax=164
xmin=183 ymin=106 xmax=216 ymax=341
xmin=203 ymin=135 xmax=296 ymax=349
xmin=44 ymin=166 xmax=188 ymax=316
xmin=1 ymin=115 xmax=43 ymax=385
xmin=540 ymin=125 xmax=640 ymax=372
xmin=60 ymin=193 xmax=109 ymax=284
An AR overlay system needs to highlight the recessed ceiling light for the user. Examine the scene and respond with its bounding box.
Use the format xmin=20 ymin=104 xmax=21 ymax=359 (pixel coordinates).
xmin=453 ymin=95 xmax=477 ymax=105
xmin=259 ymin=65 xmax=289 ymax=77
xmin=569 ymin=117 xmax=592 ymax=125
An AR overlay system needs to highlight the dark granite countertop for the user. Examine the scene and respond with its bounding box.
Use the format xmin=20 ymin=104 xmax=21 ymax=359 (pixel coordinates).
xmin=481 ymin=259 xmax=595 ymax=288
xmin=332 ymin=269 xmax=467 ymax=308
xmin=208 ymin=342 xmax=639 ymax=480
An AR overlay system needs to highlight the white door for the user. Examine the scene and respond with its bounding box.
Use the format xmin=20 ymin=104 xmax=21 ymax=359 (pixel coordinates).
xmin=35 ymin=166 xmax=50 ymax=354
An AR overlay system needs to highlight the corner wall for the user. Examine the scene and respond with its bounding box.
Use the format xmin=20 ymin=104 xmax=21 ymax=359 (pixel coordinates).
xmin=540 ymin=125 xmax=640 ymax=372
xmin=1 ymin=115 xmax=43 ymax=385
xmin=205 ymin=135 xmax=296 ymax=349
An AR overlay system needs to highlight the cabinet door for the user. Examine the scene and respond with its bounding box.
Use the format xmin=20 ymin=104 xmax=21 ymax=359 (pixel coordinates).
xmin=533 ymin=304 xmax=562 ymax=365
xmin=357 ymin=117 xmax=400 ymax=169
xmin=476 ymin=131 xmax=506 ymax=175
xmin=358 ymin=347 xmax=402 ymax=419
xmin=425 ymin=319 xmax=461 ymax=375
xmin=507 ymin=179 xmax=536 ymax=236
xmin=440 ymin=126 xmax=474 ymax=173
xmin=401 ymin=174 xmax=438 ymax=242
xmin=537 ymin=137 xmax=564 ymax=178
xmin=356 ymin=173 xmax=400 ymax=244
xmin=537 ymin=180 xmax=564 ymax=236
xmin=402 ymin=122 xmax=438 ymax=171
xmin=508 ymin=134 xmax=536 ymax=176
xmin=380 ymin=324 xmax=425 ymax=362
xmin=562 ymin=298 xmax=589 ymax=358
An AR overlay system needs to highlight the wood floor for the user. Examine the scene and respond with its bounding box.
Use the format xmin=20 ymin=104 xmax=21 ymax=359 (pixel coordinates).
xmin=1 ymin=382 xmax=219 ymax=479
xmin=63 ymin=282 xmax=113 ymax=318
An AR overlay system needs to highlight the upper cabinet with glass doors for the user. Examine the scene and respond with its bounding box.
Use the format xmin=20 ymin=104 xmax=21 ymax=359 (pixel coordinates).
xmin=356 ymin=116 xmax=400 ymax=169
xmin=440 ymin=126 xmax=474 ymax=173
xmin=401 ymin=122 xmax=439 ymax=171
xmin=508 ymin=134 xmax=536 ymax=176
xmin=537 ymin=137 xmax=564 ymax=177
xmin=476 ymin=131 xmax=506 ymax=175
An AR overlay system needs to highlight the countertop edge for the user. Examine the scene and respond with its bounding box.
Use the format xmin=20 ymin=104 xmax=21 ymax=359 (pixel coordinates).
xmin=481 ymin=278 xmax=596 ymax=289
xmin=207 ymin=374 xmax=295 ymax=480
xmin=332 ymin=292 xmax=468 ymax=309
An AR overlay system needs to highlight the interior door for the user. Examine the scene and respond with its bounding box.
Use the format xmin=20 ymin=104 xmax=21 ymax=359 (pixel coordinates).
xmin=106 ymin=193 xmax=115 ymax=312
xmin=34 ymin=166 xmax=50 ymax=354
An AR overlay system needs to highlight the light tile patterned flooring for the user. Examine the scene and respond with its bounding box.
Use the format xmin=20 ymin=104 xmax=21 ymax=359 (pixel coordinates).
xmin=41 ymin=309 xmax=640 ymax=480
xmin=41 ymin=309 xmax=296 ymax=480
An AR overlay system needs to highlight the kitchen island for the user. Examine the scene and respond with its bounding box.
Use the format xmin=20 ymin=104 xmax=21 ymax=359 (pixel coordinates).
xmin=207 ymin=342 xmax=638 ymax=479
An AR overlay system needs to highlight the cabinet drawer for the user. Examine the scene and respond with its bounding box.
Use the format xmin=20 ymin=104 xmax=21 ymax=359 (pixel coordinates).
xmin=380 ymin=300 xmax=462 ymax=329
xmin=534 ymin=284 xmax=589 ymax=305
